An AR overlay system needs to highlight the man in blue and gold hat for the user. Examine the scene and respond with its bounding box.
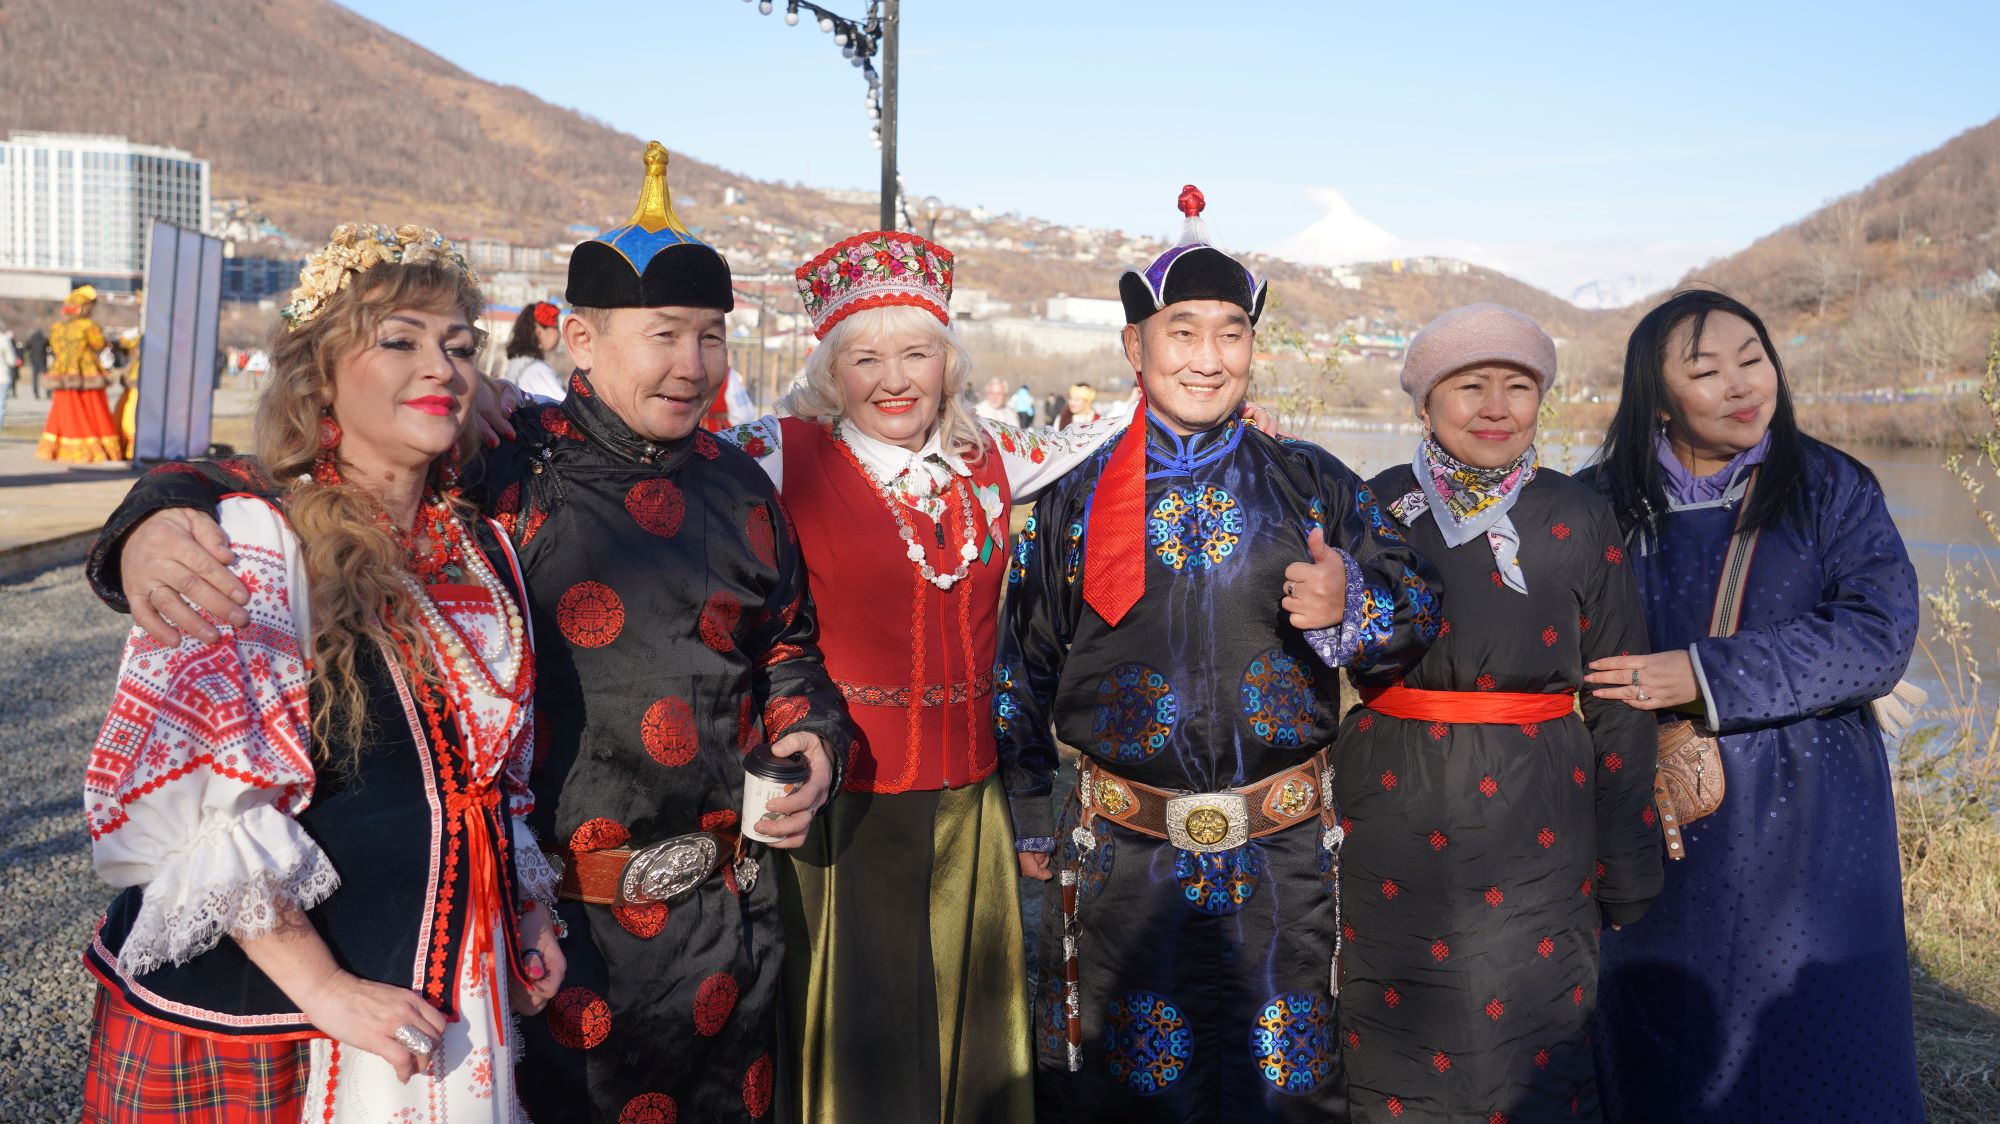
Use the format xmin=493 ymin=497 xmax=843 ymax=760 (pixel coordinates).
xmin=85 ymin=143 xmax=852 ymax=1123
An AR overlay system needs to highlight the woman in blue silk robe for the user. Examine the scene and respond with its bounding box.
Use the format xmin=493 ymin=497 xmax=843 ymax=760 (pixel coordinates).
xmin=1579 ymin=289 xmax=1923 ymax=1123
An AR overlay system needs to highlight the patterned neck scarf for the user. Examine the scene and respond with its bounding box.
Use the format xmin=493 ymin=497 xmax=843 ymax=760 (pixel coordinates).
xmin=1399 ymin=436 xmax=1539 ymax=594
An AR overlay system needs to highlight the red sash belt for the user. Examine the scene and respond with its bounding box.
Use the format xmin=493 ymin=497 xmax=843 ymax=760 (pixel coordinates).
xmin=1361 ymin=684 xmax=1576 ymax=724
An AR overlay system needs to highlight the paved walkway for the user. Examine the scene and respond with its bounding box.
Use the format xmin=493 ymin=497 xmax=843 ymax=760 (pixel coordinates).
xmin=0 ymin=384 xmax=257 ymax=567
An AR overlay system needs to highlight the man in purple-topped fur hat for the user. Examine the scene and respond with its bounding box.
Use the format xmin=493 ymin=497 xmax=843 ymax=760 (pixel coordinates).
xmin=997 ymin=186 xmax=1442 ymax=1122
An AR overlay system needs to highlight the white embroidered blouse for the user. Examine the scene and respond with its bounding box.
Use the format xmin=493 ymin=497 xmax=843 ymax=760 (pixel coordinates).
xmin=83 ymin=496 xmax=556 ymax=975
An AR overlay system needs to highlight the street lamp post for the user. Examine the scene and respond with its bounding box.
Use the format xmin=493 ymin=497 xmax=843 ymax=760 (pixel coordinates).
xmin=735 ymin=0 xmax=901 ymax=230
xmin=878 ymin=0 xmax=898 ymax=231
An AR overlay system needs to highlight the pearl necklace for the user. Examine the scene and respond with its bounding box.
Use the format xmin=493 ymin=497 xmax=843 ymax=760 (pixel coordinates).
xmin=399 ymin=510 xmax=530 ymax=701
xmin=831 ymin=424 xmax=980 ymax=591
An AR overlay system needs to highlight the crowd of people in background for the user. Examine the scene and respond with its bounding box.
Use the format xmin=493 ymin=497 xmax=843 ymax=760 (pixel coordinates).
xmin=60 ymin=141 xmax=1925 ymax=1124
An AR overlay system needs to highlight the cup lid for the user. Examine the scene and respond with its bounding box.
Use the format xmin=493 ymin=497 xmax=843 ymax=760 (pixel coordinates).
xmin=743 ymin=741 xmax=812 ymax=782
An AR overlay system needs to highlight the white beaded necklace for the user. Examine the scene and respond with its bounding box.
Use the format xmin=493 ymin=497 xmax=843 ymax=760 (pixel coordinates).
xmin=831 ymin=424 xmax=980 ymax=590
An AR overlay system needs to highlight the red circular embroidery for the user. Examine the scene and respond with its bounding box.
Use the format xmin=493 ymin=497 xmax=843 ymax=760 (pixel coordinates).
xmin=625 ymin=478 xmax=686 ymax=538
xmin=569 ymin=818 xmax=630 ymax=853
xmin=700 ymin=809 xmax=739 ymax=834
xmin=539 ymin=405 xmax=574 ymax=440
xmin=735 ymin=695 xmax=759 ymax=755
xmin=762 ymin=696 xmax=809 ymax=737
xmin=1381 ymin=879 xmax=1400 ymax=900
xmin=743 ymin=1053 xmax=774 ymax=1117
xmin=1479 ymin=775 xmax=1498 ymax=798
xmin=1602 ymin=752 xmax=1625 ymax=773
xmin=613 ymin=901 xmax=668 ymax=939
xmin=1538 ymin=827 xmax=1556 ymax=849
xmin=1430 ymin=940 xmax=1450 ymax=962
xmin=1486 ymin=999 xmax=1506 ymax=1021
xmin=1538 ymin=935 xmax=1555 ymax=958
xmin=557 ymin=581 xmax=625 ymax=648
xmin=1485 ymin=885 xmax=1505 ymax=907
xmin=1551 ymin=522 xmax=1571 ymax=539
xmin=619 ymin=1093 xmax=677 ymax=1124
xmin=1428 ymin=830 xmax=1448 ymax=852
xmin=548 ymin=987 xmax=611 ymax=1050
xmin=1540 ymin=625 xmax=1559 ymax=647
xmin=1383 ymin=986 xmax=1402 ymax=1008
xmin=699 ymin=591 xmax=742 ymax=653
xmin=746 ymin=505 xmax=777 ymax=568
xmin=641 ymin=697 xmax=699 ymax=767
xmin=1379 ymin=769 xmax=1398 ymax=791
xmin=693 ymin=972 xmax=739 ymax=1036
xmin=1605 ymin=545 xmax=1625 ymax=565
xmin=695 ymin=432 xmax=721 ymax=460
xmin=1475 ymin=673 xmax=1496 ymax=691
xmin=1432 ymin=1051 xmax=1453 ymax=1073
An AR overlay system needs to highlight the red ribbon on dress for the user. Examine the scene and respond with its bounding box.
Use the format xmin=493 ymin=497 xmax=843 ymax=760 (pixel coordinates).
xmin=1081 ymin=395 xmax=1149 ymax=627
xmin=446 ymin=782 xmax=512 ymax=1046
xmin=1360 ymin=684 xmax=1577 ymax=725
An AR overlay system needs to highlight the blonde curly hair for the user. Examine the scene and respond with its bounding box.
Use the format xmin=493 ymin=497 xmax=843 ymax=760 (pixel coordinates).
xmin=779 ymin=304 xmax=986 ymax=464
xmin=256 ymin=259 xmax=485 ymax=760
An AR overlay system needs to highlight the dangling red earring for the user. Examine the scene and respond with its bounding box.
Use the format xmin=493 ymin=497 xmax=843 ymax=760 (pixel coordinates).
xmin=314 ymin=411 xmax=342 ymax=486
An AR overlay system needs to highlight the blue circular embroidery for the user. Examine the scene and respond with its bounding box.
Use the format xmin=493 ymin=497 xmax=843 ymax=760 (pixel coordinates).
xmin=1092 ymin=663 xmax=1178 ymax=762
xmin=1008 ymin=513 xmax=1039 ymax=587
xmin=1148 ymin=485 xmax=1244 ymax=572
xmin=1104 ymin=991 xmax=1192 ymax=1095
xmin=1239 ymin=650 xmax=1319 ymax=747
xmin=1250 ymin=991 xmax=1333 ymax=1094
xmin=993 ymin=662 xmax=1022 ymax=739
xmin=1037 ymin=972 xmax=1068 ymax=1064
xmin=1175 ymin=845 xmax=1262 ymax=914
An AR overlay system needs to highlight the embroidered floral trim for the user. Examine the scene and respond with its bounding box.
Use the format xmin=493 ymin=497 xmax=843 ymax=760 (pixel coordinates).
xmin=1303 ymin=548 xmax=1367 ymax=668
xmin=836 ymin=670 xmax=995 ymax=708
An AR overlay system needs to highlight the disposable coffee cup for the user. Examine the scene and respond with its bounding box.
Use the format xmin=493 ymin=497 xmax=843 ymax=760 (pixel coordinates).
xmin=742 ymin=742 xmax=812 ymax=844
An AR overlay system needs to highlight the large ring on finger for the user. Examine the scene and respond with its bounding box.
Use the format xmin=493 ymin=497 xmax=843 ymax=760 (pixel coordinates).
xmin=1285 ymin=581 xmax=1296 ymax=598
xmin=1630 ymin=669 xmax=1641 ymax=686
xmin=393 ymin=1023 xmax=438 ymax=1058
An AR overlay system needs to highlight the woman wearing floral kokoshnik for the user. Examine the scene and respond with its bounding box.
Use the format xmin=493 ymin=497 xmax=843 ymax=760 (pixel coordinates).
xmin=708 ymin=230 xmax=1123 ymax=1123
xmin=1334 ymin=304 xmax=1661 ymax=1122
xmin=79 ymin=223 xmax=565 ymax=1123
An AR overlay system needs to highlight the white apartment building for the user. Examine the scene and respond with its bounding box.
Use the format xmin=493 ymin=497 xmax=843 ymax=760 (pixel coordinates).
xmin=0 ymin=132 xmax=211 ymax=285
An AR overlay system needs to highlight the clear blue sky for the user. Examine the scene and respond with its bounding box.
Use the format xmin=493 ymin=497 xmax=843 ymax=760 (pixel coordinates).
xmin=342 ymin=0 xmax=1996 ymax=301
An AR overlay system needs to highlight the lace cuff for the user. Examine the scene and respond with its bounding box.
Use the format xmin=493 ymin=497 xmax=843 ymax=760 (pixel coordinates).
xmin=1304 ymin=548 xmax=1366 ymax=667
xmin=117 ymin=803 xmax=339 ymax=976
xmin=511 ymin=823 xmax=561 ymax=910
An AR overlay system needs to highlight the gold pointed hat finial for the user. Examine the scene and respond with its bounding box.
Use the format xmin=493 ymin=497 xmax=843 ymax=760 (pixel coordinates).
xmin=628 ymin=141 xmax=692 ymax=238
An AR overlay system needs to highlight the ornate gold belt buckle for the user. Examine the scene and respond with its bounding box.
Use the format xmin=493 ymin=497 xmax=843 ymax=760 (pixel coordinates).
xmin=619 ymin=832 xmax=721 ymax=906
xmin=1165 ymin=792 xmax=1248 ymax=853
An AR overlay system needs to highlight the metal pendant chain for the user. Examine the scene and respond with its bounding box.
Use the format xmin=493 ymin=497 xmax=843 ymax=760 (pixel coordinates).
xmin=830 ymin=425 xmax=979 ymax=590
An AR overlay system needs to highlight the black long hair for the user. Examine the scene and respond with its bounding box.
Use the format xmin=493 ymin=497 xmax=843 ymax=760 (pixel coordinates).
xmin=1591 ymin=288 xmax=1804 ymax=537
xmin=505 ymin=302 xmax=550 ymax=360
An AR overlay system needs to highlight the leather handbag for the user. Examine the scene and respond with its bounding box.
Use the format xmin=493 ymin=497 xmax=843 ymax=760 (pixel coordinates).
xmin=1654 ymin=469 xmax=1760 ymax=861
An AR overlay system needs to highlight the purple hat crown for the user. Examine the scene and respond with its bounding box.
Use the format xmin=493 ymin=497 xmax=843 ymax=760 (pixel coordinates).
xmin=1118 ymin=185 xmax=1267 ymax=325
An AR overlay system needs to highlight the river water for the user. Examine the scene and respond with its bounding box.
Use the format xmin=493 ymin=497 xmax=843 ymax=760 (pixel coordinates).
xmin=1306 ymin=423 xmax=1996 ymax=719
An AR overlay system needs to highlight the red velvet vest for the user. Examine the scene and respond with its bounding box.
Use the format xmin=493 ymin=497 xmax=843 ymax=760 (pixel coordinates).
xmin=779 ymin=417 xmax=1011 ymax=793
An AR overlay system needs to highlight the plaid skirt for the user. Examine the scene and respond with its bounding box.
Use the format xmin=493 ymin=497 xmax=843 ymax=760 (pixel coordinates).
xmin=82 ymin=987 xmax=311 ymax=1123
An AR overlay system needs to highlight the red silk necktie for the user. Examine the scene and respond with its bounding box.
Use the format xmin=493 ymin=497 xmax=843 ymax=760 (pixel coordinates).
xmin=1082 ymin=398 xmax=1149 ymax=627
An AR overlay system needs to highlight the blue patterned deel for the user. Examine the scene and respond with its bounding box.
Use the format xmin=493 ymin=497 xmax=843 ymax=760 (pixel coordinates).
xmin=993 ymin=661 xmax=1022 ymax=739
xmin=1239 ymin=650 xmax=1319 ymax=747
xmin=1056 ymin=798 xmax=1116 ymax=898
xmin=1009 ymin=512 xmax=1039 ymax=587
xmin=1355 ymin=482 xmax=1405 ymax=542
xmin=1400 ymin=568 xmax=1441 ymax=643
xmin=1064 ymin=519 xmax=1085 ymax=586
xmin=1037 ymin=970 xmax=1068 ymax=1064
xmin=1104 ymin=991 xmax=1193 ymax=1095
xmin=1250 ymin=992 xmax=1334 ymax=1094
xmin=1353 ymin=586 xmax=1397 ymax=664
xmin=1091 ymin=663 xmax=1178 ymax=762
xmin=1148 ymin=484 xmax=1245 ymax=572
xmin=1175 ymin=845 xmax=1263 ymax=914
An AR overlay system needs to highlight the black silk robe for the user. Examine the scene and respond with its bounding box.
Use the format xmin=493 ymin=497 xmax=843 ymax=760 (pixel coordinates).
xmin=87 ymin=373 xmax=852 ymax=1124
xmin=996 ymin=417 xmax=1441 ymax=1122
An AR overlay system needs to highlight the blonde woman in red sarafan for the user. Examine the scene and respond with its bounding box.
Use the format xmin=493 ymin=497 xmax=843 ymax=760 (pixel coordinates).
xmin=77 ymin=224 xmax=564 ymax=1123
xmin=713 ymin=228 xmax=1126 ymax=1124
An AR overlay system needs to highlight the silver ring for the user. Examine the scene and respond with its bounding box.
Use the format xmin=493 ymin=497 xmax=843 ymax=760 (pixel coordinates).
xmin=393 ymin=1024 xmax=437 ymax=1057
xmin=1630 ymin=670 xmax=1641 ymax=687
xmin=1285 ymin=581 xmax=1296 ymax=598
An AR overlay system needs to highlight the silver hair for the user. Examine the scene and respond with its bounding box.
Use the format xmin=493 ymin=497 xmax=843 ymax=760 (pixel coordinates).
xmin=780 ymin=304 xmax=987 ymax=465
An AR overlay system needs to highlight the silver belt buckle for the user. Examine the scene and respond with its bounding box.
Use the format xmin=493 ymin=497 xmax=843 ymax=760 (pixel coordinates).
xmin=1164 ymin=792 xmax=1249 ymax=853
xmin=618 ymin=832 xmax=721 ymax=906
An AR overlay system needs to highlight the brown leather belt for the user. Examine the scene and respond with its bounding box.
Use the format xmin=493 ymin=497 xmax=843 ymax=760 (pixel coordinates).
xmin=1079 ymin=752 xmax=1327 ymax=852
xmin=549 ymin=831 xmax=724 ymax=906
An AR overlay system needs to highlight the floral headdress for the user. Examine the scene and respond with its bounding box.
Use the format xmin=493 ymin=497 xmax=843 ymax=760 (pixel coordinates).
xmin=795 ymin=230 xmax=953 ymax=339
xmin=280 ymin=223 xmax=479 ymax=331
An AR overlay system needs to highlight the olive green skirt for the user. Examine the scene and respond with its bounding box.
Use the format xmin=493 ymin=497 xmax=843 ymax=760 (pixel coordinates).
xmin=777 ymin=772 xmax=1033 ymax=1124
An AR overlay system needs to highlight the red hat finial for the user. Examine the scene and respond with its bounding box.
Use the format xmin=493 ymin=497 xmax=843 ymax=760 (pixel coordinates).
xmin=1178 ymin=184 xmax=1206 ymax=218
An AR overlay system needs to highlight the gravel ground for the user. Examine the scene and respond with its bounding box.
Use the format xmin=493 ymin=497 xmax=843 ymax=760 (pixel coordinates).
xmin=0 ymin=561 xmax=132 ymax=1122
